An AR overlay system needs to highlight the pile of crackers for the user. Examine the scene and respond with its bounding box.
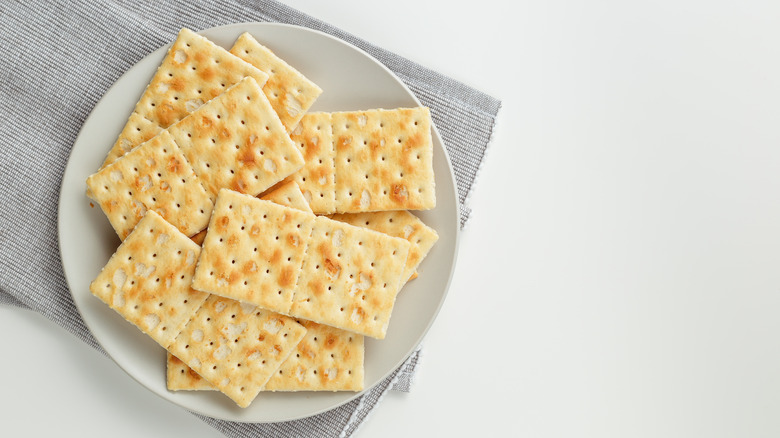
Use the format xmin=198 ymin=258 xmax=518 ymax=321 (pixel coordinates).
xmin=85 ymin=29 xmax=440 ymax=408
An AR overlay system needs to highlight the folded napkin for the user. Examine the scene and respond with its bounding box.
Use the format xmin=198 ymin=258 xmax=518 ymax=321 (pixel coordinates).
xmin=0 ymin=1 xmax=500 ymax=436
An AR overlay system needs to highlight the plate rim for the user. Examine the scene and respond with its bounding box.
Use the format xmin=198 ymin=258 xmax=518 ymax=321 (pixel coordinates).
xmin=57 ymin=21 xmax=460 ymax=422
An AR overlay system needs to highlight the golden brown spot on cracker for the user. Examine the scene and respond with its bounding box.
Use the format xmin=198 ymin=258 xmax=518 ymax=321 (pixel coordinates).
xmin=166 ymin=156 xmax=182 ymax=173
xmin=227 ymin=235 xmax=239 ymax=246
xmin=391 ymin=184 xmax=408 ymax=203
xmin=216 ymin=215 xmax=230 ymax=231
xmin=270 ymin=249 xmax=282 ymax=265
xmin=324 ymin=258 xmax=340 ymax=277
xmin=310 ymin=279 xmax=324 ymax=296
xmin=238 ymin=149 xmax=255 ymax=165
xmin=279 ymin=266 xmax=293 ymax=288
xmin=310 ymin=166 xmax=327 ymax=183
xmin=156 ymin=103 xmax=177 ymax=127
xmin=304 ymin=137 xmax=321 ymax=159
xmin=250 ymin=225 xmax=261 ymax=236
xmin=406 ymin=131 xmax=423 ymax=151
xmin=336 ymin=135 xmax=352 ymax=151
xmin=193 ymin=50 xmax=206 ymax=64
xmin=198 ymin=66 xmax=215 ymax=82
xmin=325 ymin=334 xmax=336 ymax=349
xmin=170 ymin=77 xmax=185 ymax=92
xmin=187 ymin=367 xmax=201 ymax=380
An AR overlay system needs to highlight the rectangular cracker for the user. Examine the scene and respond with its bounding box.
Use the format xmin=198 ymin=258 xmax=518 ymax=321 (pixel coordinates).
xmin=89 ymin=210 xmax=209 ymax=348
xmin=260 ymin=180 xmax=312 ymax=213
xmin=230 ymin=32 xmax=323 ymax=132
xmin=192 ymin=189 xmax=315 ymax=315
xmin=167 ymin=77 xmax=305 ymax=200
xmin=285 ymin=112 xmax=336 ymax=214
xmin=167 ymin=320 xmax=364 ymax=392
xmin=265 ymin=320 xmax=364 ymax=391
xmin=167 ymin=295 xmax=306 ymax=407
xmin=103 ymin=28 xmax=270 ymax=167
xmin=189 ymin=181 xmax=310 ymax=247
xmin=86 ymin=131 xmax=213 ymax=240
xmin=329 ymin=211 xmax=438 ymax=285
xmin=289 ymin=216 xmax=411 ymax=339
xmin=332 ymin=107 xmax=436 ymax=212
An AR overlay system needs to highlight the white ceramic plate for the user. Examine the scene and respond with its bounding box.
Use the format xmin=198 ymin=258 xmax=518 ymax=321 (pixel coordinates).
xmin=58 ymin=22 xmax=459 ymax=423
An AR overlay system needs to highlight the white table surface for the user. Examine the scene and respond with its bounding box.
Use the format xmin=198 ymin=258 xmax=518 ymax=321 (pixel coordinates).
xmin=5 ymin=0 xmax=780 ymax=436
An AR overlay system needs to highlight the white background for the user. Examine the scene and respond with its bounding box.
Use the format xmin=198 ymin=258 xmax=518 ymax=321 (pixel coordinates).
xmin=4 ymin=0 xmax=780 ymax=436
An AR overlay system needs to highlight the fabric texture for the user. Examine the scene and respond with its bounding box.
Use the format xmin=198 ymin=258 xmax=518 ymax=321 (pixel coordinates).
xmin=0 ymin=1 xmax=500 ymax=436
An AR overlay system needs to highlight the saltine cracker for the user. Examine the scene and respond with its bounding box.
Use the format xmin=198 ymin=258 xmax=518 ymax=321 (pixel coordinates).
xmin=89 ymin=210 xmax=209 ymax=348
xmin=167 ymin=77 xmax=305 ymax=200
xmin=167 ymin=295 xmax=306 ymax=407
xmin=191 ymin=189 xmax=314 ymax=314
xmin=332 ymin=107 xmax=435 ymax=212
xmin=86 ymin=130 xmax=213 ymax=240
xmin=289 ymin=216 xmax=411 ymax=339
xmin=230 ymin=32 xmax=322 ymax=132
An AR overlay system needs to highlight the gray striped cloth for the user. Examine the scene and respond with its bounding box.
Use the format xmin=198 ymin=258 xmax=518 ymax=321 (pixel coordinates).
xmin=0 ymin=1 xmax=500 ymax=436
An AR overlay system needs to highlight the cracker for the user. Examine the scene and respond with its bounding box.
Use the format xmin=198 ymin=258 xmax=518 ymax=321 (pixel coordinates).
xmin=265 ymin=320 xmax=364 ymax=391
xmin=260 ymin=180 xmax=312 ymax=213
xmin=230 ymin=33 xmax=323 ymax=132
xmin=166 ymin=320 xmax=364 ymax=392
xmin=101 ymin=113 xmax=163 ymax=168
xmin=289 ymin=216 xmax=411 ymax=339
xmin=89 ymin=210 xmax=209 ymax=348
xmin=103 ymin=28 xmax=269 ymax=167
xmin=329 ymin=211 xmax=438 ymax=285
xmin=332 ymin=107 xmax=435 ymax=212
xmin=167 ymin=295 xmax=306 ymax=407
xmin=285 ymin=112 xmax=336 ymax=214
xmin=189 ymin=181 xmax=309 ymax=249
xmin=192 ymin=189 xmax=315 ymax=315
xmin=167 ymin=77 xmax=305 ymax=200
xmin=86 ymin=131 xmax=213 ymax=240
xmin=167 ymin=352 xmax=215 ymax=391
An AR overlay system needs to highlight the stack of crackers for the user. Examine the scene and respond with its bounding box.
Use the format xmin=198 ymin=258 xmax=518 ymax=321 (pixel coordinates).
xmin=86 ymin=28 xmax=440 ymax=408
